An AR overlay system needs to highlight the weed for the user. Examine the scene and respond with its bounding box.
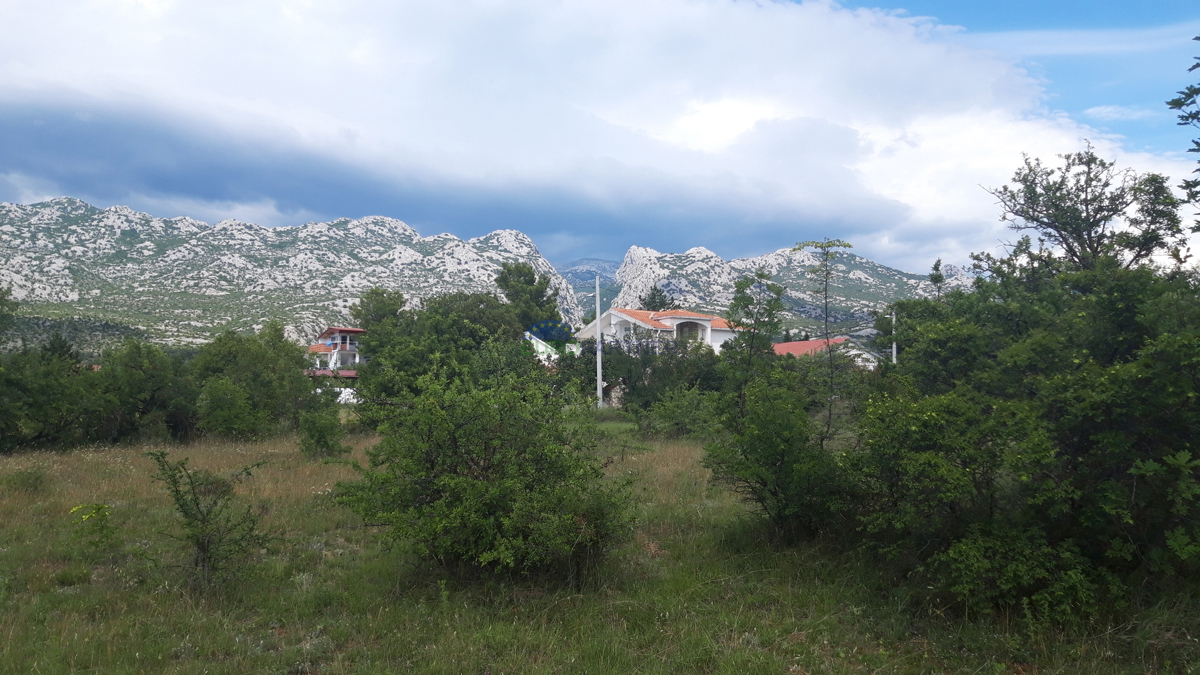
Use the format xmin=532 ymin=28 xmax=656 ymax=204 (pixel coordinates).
xmin=0 ymin=468 xmax=48 ymax=495
xmin=146 ymin=450 xmax=269 ymax=586
xmin=70 ymin=503 xmax=120 ymax=561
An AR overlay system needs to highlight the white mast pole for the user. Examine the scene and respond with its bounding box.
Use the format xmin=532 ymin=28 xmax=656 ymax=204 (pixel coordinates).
xmin=595 ymin=274 xmax=603 ymax=408
xmin=891 ymin=309 xmax=897 ymax=365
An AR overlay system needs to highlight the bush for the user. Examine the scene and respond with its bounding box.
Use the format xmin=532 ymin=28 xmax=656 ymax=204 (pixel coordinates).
xmin=0 ymin=468 xmax=48 ymax=495
xmin=298 ymin=408 xmax=351 ymax=457
xmin=703 ymin=371 xmax=845 ymax=538
xmin=643 ymin=385 xmax=722 ymax=438
xmin=339 ymin=372 xmax=630 ymax=578
xmin=70 ymin=504 xmax=121 ymax=561
xmin=147 ymin=451 xmax=268 ymax=585
xmin=197 ymin=377 xmax=265 ymax=439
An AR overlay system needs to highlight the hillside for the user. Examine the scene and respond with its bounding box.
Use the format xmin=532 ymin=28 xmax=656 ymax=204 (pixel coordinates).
xmin=0 ymin=198 xmax=970 ymax=350
xmin=605 ymin=245 xmax=970 ymax=331
xmin=0 ymin=198 xmax=580 ymax=350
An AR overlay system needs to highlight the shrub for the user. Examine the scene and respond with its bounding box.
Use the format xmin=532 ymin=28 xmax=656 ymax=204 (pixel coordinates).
xmin=70 ymin=503 xmax=121 ymax=561
xmin=147 ymin=450 xmax=268 ymax=585
xmin=339 ymin=372 xmax=630 ymax=578
xmin=0 ymin=468 xmax=48 ymax=495
xmin=298 ymin=408 xmax=351 ymax=457
xmin=643 ymin=385 xmax=722 ymax=438
xmin=197 ymin=377 xmax=265 ymax=439
xmin=703 ymin=372 xmax=846 ymax=538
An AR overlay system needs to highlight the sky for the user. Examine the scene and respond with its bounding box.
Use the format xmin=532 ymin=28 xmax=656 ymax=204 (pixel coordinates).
xmin=0 ymin=0 xmax=1197 ymax=273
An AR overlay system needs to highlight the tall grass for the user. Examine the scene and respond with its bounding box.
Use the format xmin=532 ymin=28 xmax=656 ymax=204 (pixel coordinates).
xmin=1 ymin=433 xmax=1197 ymax=673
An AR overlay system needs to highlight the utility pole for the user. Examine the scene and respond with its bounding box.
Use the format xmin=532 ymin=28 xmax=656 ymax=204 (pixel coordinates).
xmin=595 ymin=274 xmax=603 ymax=408
xmin=891 ymin=309 xmax=897 ymax=365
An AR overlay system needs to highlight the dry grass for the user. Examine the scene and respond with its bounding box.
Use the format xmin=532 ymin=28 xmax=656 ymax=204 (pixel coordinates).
xmin=0 ymin=432 xmax=1197 ymax=674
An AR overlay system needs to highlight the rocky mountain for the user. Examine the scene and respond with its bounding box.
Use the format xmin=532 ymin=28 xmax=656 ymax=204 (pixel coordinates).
xmin=560 ymin=258 xmax=623 ymax=316
xmin=0 ymin=198 xmax=581 ymax=350
xmin=559 ymin=258 xmax=621 ymax=287
xmin=610 ymin=245 xmax=972 ymax=330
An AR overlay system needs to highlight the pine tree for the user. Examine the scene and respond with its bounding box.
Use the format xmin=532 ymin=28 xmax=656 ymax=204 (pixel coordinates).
xmin=639 ymin=285 xmax=679 ymax=311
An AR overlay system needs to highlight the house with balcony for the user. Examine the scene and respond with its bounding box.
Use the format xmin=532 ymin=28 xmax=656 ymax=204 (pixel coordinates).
xmin=576 ymin=308 xmax=740 ymax=353
xmin=308 ymin=326 xmax=366 ymax=376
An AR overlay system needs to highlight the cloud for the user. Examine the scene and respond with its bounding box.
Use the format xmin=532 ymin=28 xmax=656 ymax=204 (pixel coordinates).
xmin=961 ymin=21 xmax=1200 ymax=57
xmin=0 ymin=0 xmax=1193 ymax=273
xmin=1084 ymin=105 xmax=1161 ymax=122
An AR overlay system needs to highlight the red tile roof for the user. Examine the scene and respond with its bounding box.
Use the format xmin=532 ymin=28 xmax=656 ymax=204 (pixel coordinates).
xmin=316 ymin=326 xmax=366 ymax=340
xmin=611 ymin=308 xmax=736 ymax=331
xmin=773 ymin=338 xmax=848 ymax=357
xmin=304 ymin=369 xmax=358 ymax=378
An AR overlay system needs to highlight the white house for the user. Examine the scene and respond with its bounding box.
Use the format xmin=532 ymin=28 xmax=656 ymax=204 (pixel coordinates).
xmin=308 ymin=326 xmax=366 ymax=372
xmin=577 ymin=308 xmax=740 ymax=353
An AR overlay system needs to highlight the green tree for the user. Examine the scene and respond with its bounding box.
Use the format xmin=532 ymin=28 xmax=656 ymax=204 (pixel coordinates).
xmin=0 ymin=286 xmax=17 ymax=336
xmin=298 ymin=408 xmax=351 ymax=457
xmin=350 ymin=287 xmax=406 ymax=330
xmin=987 ymin=146 xmax=1188 ymax=270
xmin=722 ymin=269 xmax=785 ymax=416
xmin=197 ymin=377 xmax=265 ymax=439
xmin=339 ymin=370 xmax=630 ymax=577
xmin=191 ymin=322 xmax=317 ymax=432
xmin=834 ymin=150 xmax=1200 ymax=617
xmin=0 ymin=343 xmax=110 ymax=452
xmin=98 ymin=339 xmax=198 ymax=442
xmin=704 ymin=370 xmax=844 ymax=539
xmin=929 ymin=258 xmax=945 ymax=299
xmin=793 ymin=238 xmax=853 ymax=448
xmin=638 ymin=285 xmax=679 ymax=311
xmin=356 ymin=292 xmax=526 ymax=410
xmin=494 ymin=262 xmax=561 ymax=329
xmin=1166 ymin=34 xmax=1200 ymax=224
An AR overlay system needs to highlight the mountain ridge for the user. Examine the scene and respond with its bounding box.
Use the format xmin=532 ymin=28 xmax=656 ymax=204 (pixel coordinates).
xmin=0 ymin=198 xmax=969 ymax=350
xmin=0 ymin=198 xmax=581 ymax=349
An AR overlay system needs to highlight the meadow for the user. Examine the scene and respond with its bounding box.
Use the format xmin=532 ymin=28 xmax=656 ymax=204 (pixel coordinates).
xmin=1 ymin=425 xmax=1198 ymax=674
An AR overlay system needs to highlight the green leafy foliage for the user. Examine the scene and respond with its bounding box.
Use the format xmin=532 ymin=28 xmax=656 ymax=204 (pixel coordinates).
xmin=0 ymin=285 xmax=17 ymax=336
xmin=298 ymin=408 xmax=351 ymax=457
xmin=0 ymin=344 xmax=109 ymax=452
xmin=986 ymin=146 xmax=1187 ymax=269
xmin=70 ymin=504 xmax=121 ymax=562
xmin=146 ymin=450 xmax=268 ymax=586
xmin=642 ymin=385 xmax=722 ymax=438
xmin=97 ymin=339 xmax=198 ymax=442
xmin=721 ymin=270 xmax=785 ymax=415
xmin=1165 ymin=34 xmax=1200 ymax=221
xmin=357 ymin=292 xmax=527 ymax=412
xmin=830 ymin=149 xmax=1200 ymax=617
xmin=703 ymin=371 xmax=844 ymax=538
xmin=638 ymin=285 xmax=679 ymax=311
xmin=494 ymin=261 xmax=561 ymax=329
xmin=349 ymin=287 xmax=406 ymax=330
xmin=339 ymin=370 xmax=630 ymax=577
xmin=197 ymin=377 xmax=266 ymax=439
xmin=600 ymin=337 xmax=722 ymax=413
xmin=191 ymin=321 xmax=319 ymax=435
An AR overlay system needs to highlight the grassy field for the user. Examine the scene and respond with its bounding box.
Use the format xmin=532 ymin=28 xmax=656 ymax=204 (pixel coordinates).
xmin=1 ymin=427 xmax=1199 ymax=674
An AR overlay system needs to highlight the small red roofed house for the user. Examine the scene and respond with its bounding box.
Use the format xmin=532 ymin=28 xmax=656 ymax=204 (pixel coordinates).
xmin=308 ymin=326 xmax=366 ymax=376
xmin=772 ymin=337 xmax=848 ymax=357
xmin=577 ymin=308 xmax=741 ymax=353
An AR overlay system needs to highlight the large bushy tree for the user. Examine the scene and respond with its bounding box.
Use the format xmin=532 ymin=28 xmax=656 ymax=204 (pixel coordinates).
xmin=340 ymin=362 xmax=629 ymax=577
xmin=844 ymin=149 xmax=1200 ymax=618
xmin=1166 ymin=34 xmax=1200 ymax=225
xmin=191 ymin=321 xmax=320 ymax=437
xmin=495 ymin=262 xmax=561 ymax=329
xmin=987 ymin=146 xmax=1187 ymax=269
